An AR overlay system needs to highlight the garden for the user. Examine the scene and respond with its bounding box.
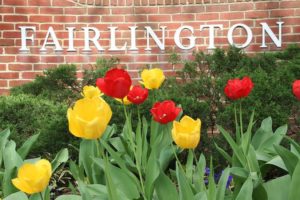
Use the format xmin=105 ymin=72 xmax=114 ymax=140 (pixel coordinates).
xmin=0 ymin=45 xmax=300 ymax=200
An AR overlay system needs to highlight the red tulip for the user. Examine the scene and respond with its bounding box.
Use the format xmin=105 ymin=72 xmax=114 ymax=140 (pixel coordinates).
xmin=96 ymin=68 xmax=132 ymax=99
xmin=151 ymin=100 xmax=181 ymax=124
xmin=293 ymin=80 xmax=300 ymax=100
xmin=127 ymin=85 xmax=149 ymax=105
xmin=224 ymin=76 xmax=254 ymax=100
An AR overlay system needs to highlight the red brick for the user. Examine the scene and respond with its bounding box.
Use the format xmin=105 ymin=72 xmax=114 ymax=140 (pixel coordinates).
xmin=149 ymin=15 xmax=171 ymax=22
xmin=230 ymin=3 xmax=253 ymax=11
xmin=0 ymin=23 xmax=14 ymax=30
xmin=22 ymin=72 xmax=43 ymax=79
xmin=15 ymin=7 xmax=39 ymax=13
xmin=280 ymin=1 xmax=300 ymax=8
xmin=0 ymin=39 xmax=15 ymax=46
xmin=28 ymin=0 xmax=51 ymax=6
xmin=3 ymin=31 xmax=21 ymax=38
xmin=196 ymin=13 xmax=219 ymax=21
xmin=0 ymin=89 xmax=10 ymax=95
xmin=0 ymin=55 xmax=15 ymax=62
xmin=54 ymin=16 xmax=77 ymax=22
xmin=206 ymin=5 xmax=229 ymax=12
xmin=0 ymin=64 xmax=6 ymax=71
xmin=52 ymin=0 xmax=75 ymax=6
xmin=135 ymin=55 xmax=158 ymax=62
xmin=3 ymin=0 xmax=26 ymax=5
xmin=125 ymin=16 xmax=147 ymax=22
xmin=0 ymin=72 xmax=19 ymax=79
xmin=41 ymin=56 xmax=65 ymax=63
xmin=112 ymin=7 xmax=134 ymax=14
xmin=34 ymin=64 xmax=57 ymax=70
xmin=255 ymin=2 xmax=279 ymax=10
xmin=0 ymin=80 xmax=8 ymax=87
xmin=9 ymin=80 xmax=31 ymax=87
xmin=245 ymin=11 xmax=269 ymax=19
xmin=0 ymin=7 xmax=14 ymax=13
xmin=220 ymin=12 xmax=244 ymax=20
xmin=5 ymin=47 xmax=20 ymax=54
xmin=40 ymin=8 xmax=64 ymax=15
xmin=65 ymin=8 xmax=87 ymax=15
xmin=8 ymin=64 xmax=33 ymax=71
xmin=136 ymin=7 xmax=158 ymax=14
xmin=102 ymin=16 xmax=125 ymax=22
xmin=40 ymin=24 xmax=64 ymax=30
xmin=4 ymin=15 xmax=28 ymax=22
xmin=182 ymin=6 xmax=205 ymax=13
xmin=270 ymin=9 xmax=294 ymax=17
xmin=17 ymin=56 xmax=40 ymax=63
xmin=172 ymin=14 xmax=195 ymax=21
xmin=158 ymin=7 xmax=181 ymax=14
xmin=29 ymin=16 xmax=52 ymax=23
xmin=88 ymin=8 xmax=110 ymax=15
xmin=78 ymin=16 xmax=100 ymax=23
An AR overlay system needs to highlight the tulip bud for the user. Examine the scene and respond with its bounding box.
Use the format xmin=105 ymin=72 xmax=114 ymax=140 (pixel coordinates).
xmin=12 ymin=159 xmax=52 ymax=194
xmin=140 ymin=68 xmax=165 ymax=90
xmin=172 ymin=116 xmax=201 ymax=149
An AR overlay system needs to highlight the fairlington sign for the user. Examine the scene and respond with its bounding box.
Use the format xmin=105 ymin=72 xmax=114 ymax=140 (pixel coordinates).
xmin=19 ymin=22 xmax=284 ymax=52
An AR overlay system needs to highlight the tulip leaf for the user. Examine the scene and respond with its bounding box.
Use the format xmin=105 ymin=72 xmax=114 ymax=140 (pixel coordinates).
xmin=78 ymin=182 xmax=108 ymax=200
xmin=4 ymin=191 xmax=28 ymax=200
xmin=288 ymin=160 xmax=300 ymax=200
xmin=55 ymin=195 xmax=82 ymax=200
xmin=230 ymin=167 xmax=249 ymax=179
xmin=136 ymin=119 xmax=143 ymax=167
xmin=145 ymin=149 xmax=160 ymax=200
xmin=17 ymin=133 xmax=40 ymax=160
xmin=214 ymin=142 xmax=232 ymax=164
xmin=217 ymin=125 xmax=246 ymax=166
xmin=263 ymin=175 xmax=290 ymax=200
xmin=186 ymin=149 xmax=194 ymax=182
xmin=155 ymin=172 xmax=179 ymax=200
xmin=195 ymin=154 xmax=206 ymax=191
xmin=79 ymin=140 xmax=98 ymax=184
xmin=0 ymin=129 xmax=11 ymax=167
xmin=252 ymin=117 xmax=273 ymax=149
xmin=94 ymin=157 xmax=140 ymax=200
xmin=3 ymin=140 xmax=23 ymax=197
xmin=176 ymin=163 xmax=194 ymax=200
xmin=142 ymin=117 xmax=149 ymax=169
xmin=274 ymin=144 xmax=298 ymax=175
xmin=216 ymin=168 xmax=230 ymax=200
xmin=235 ymin=177 xmax=253 ymax=200
xmin=51 ymin=148 xmax=69 ymax=172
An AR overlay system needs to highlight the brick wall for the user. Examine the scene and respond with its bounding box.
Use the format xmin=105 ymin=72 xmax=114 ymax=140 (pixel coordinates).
xmin=0 ymin=0 xmax=299 ymax=95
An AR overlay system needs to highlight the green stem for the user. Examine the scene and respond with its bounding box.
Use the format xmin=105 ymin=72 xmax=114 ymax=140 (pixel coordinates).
xmin=39 ymin=192 xmax=44 ymax=200
xmin=122 ymin=103 xmax=146 ymax=199
xmin=172 ymin=145 xmax=185 ymax=172
xmin=234 ymin=104 xmax=240 ymax=144
xmin=239 ymin=102 xmax=243 ymax=136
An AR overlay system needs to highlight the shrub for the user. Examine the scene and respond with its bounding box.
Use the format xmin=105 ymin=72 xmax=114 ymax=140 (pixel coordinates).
xmin=11 ymin=64 xmax=80 ymax=102
xmin=0 ymin=94 xmax=77 ymax=157
xmin=170 ymin=45 xmax=300 ymax=132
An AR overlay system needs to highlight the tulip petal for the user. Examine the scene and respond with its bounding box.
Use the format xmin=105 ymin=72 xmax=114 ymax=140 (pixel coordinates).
xmin=12 ymin=178 xmax=35 ymax=194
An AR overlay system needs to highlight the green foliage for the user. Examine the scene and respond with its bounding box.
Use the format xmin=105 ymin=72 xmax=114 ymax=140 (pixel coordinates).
xmin=82 ymin=57 xmax=119 ymax=86
xmin=170 ymin=45 xmax=300 ymax=132
xmin=11 ymin=64 xmax=79 ymax=102
xmin=0 ymin=94 xmax=76 ymax=157
xmin=0 ymin=129 xmax=69 ymax=199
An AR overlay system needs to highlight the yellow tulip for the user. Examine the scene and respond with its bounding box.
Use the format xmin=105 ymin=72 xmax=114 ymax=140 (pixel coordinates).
xmin=67 ymin=97 xmax=112 ymax=139
xmin=140 ymin=68 xmax=165 ymax=89
xmin=82 ymin=85 xmax=102 ymax=99
xmin=12 ymin=159 xmax=52 ymax=194
xmin=172 ymin=115 xmax=201 ymax=149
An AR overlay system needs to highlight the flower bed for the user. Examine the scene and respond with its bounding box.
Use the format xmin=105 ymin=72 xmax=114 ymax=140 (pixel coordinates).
xmin=1 ymin=66 xmax=300 ymax=200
